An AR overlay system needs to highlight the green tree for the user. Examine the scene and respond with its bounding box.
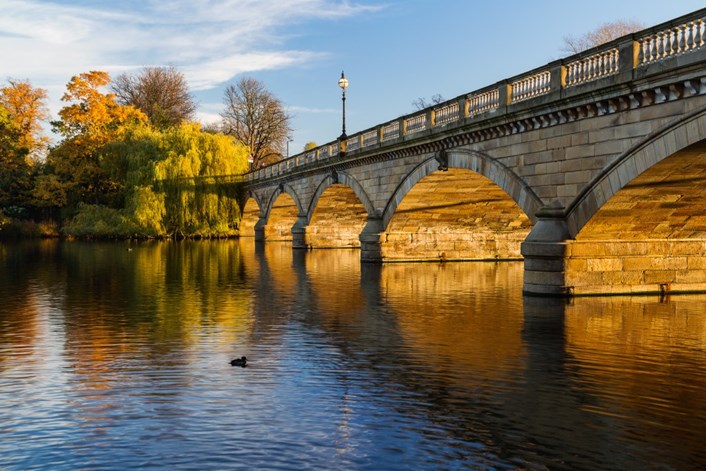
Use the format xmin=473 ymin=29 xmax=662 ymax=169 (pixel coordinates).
xmin=154 ymin=123 xmax=250 ymax=237
xmin=0 ymin=105 xmax=31 ymax=214
xmin=65 ymin=122 xmax=250 ymax=239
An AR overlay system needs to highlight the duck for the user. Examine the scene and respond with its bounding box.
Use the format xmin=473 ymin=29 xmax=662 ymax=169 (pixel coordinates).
xmin=230 ymin=356 xmax=247 ymax=367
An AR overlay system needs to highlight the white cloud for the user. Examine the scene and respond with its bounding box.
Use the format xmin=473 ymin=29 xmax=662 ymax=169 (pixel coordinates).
xmin=0 ymin=0 xmax=382 ymax=93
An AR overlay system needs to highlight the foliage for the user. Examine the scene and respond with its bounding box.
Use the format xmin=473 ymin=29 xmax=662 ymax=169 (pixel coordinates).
xmin=47 ymin=71 xmax=148 ymax=208
xmin=221 ymin=77 xmax=292 ymax=169
xmin=67 ymin=122 xmax=250 ymax=239
xmin=303 ymin=141 xmax=318 ymax=151
xmin=562 ymin=20 xmax=645 ymax=54
xmin=0 ymin=79 xmax=49 ymax=160
xmin=112 ymin=66 xmax=196 ymax=130
xmin=0 ymin=104 xmax=32 ymax=211
xmin=154 ymin=123 xmax=249 ymax=237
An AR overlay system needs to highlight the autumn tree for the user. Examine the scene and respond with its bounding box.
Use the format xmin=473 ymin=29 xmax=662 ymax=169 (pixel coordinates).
xmin=303 ymin=141 xmax=318 ymax=151
xmin=221 ymin=77 xmax=292 ymax=169
xmin=0 ymin=105 xmax=32 ymax=215
xmin=562 ymin=20 xmax=645 ymax=54
xmin=47 ymin=71 xmax=147 ymax=209
xmin=0 ymin=79 xmax=49 ymax=160
xmin=112 ymin=66 xmax=196 ymax=129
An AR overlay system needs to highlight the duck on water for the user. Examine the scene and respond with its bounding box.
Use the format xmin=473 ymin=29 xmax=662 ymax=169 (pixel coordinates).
xmin=230 ymin=356 xmax=247 ymax=367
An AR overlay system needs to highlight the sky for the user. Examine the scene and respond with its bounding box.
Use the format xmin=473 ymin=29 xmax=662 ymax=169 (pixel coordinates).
xmin=1 ymin=0 xmax=705 ymax=155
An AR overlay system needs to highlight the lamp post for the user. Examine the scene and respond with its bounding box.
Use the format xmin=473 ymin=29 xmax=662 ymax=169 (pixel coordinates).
xmin=286 ymin=138 xmax=293 ymax=158
xmin=338 ymin=70 xmax=349 ymax=156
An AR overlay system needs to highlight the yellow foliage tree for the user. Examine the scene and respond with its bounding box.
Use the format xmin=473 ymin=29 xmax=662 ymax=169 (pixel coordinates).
xmin=0 ymin=79 xmax=49 ymax=160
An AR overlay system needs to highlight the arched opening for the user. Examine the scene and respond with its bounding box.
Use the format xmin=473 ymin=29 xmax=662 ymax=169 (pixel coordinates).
xmin=307 ymin=184 xmax=368 ymax=248
xmin=569 ymin=140 xmax=706 ymax=293
xmin=266 ymin=193 xmax=299 ymax=241
xmin=239 ymin=198 xmax=260 ymax=237
xmin=383 ymin=168 xmax=532 ymax=261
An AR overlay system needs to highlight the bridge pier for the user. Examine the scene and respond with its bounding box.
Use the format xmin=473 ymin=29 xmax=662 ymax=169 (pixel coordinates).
xmin=360 ymin=216 xmax=384 ymax=263
xmin=292 ymin=216 xmax=308 ymax=250
xmin=254 ymin=217 xmax=266 ymax=242
xmin=521 ymin=204 xmax=572 ymax=296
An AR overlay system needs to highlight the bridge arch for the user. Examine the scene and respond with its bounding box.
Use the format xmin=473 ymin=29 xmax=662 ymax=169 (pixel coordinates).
xmin=243 ymin=190 xmax=265 ymax=217
xmin=264 ymin=183 xmax=305 ymax=223
xmin=239 ymin=191 xmax=265 ymax=237
xmin=382 ymin=149 xmax=543 ymax=228
xmin=306 ymin=171 xmax=375 ymax=223
xmin=568 ymin=107 xmax=706 ymax=237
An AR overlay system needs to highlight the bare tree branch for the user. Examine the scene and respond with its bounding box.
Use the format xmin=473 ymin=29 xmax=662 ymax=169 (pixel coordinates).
xmin=112 ymin=66 xmax=196 ymax=129
xmin=221 ymin=77 xmax=292 ymax=169
xmin=562 ymin=20 xmax=645 ymax=55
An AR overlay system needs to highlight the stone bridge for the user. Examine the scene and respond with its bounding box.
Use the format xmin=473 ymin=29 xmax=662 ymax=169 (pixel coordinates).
xmin=240 ymin=9 xmax=706 ymax=296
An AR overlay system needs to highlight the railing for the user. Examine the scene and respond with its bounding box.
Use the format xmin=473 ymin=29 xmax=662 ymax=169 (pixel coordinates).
xmin=565 ymin=48 xmax=619 ymax=87
xmin=245 ymin=8 xmax=706 ymax=184
xmin=639 ymin=19 xmax=705 ymax=65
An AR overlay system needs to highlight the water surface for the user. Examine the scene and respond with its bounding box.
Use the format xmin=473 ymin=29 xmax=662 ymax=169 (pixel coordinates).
xmin=1 ymin=240 xmax=705 ymax=469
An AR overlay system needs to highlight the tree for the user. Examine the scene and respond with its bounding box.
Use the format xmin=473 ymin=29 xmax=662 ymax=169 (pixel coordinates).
xmin=412 ymin=94 xmax=444 ymax=111
xmin=112 ymin=66 xmax=196 ymax=129
xmin=0 ymin=104 xmax=32 ymax=212
xmin=562 ymin=20 xmax=645 ymax=55
xmin=0 ymin=79 xmax=49 ymax=160
xmin=221 ymin=77 xmax=292 ymax=169
xmin=303 ymin=141 xmax=318 ymax=152
xmin=48 ymin=71 xmax=147 ymax=208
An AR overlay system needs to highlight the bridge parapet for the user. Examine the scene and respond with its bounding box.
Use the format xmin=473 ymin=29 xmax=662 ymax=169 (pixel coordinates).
xmin=246 ymin=8 xmax=706 ymax=185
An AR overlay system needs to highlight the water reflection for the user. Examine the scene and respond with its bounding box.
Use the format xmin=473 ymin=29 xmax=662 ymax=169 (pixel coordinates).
xmin=1 ymin=240 xmax=706 ymax=469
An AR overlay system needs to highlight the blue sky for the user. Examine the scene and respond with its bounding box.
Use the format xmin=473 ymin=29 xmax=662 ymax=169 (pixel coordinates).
xmin=1 ymin=0 xmax=704 ymax=154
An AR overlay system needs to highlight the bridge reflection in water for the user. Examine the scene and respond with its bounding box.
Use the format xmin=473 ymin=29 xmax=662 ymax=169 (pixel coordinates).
xmin=1 ymin=239 xmax=705 ymax=469
xmin=248 ymin=239 xmax=706 ymax=467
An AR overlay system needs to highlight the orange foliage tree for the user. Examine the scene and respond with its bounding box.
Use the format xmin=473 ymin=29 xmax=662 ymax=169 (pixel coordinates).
xmin=46 ymin=71 xmax=147 ymax=209
xmin=0 ymin=79 xmax=49 ymax=160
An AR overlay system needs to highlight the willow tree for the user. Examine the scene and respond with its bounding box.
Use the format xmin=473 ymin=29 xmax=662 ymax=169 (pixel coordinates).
xmin=154 ymin=123 xmax=250 ymax=237
xmin=64 ymin=122 xmax=250 ymax=239
xmin=221 ymin=77 xmax=292 ymax=169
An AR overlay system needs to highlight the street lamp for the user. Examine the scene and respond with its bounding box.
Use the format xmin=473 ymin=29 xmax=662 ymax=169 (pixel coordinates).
xmin=286 ymin=138 xmax=293 ymax=158
xmin=338 ymin=70 xmax=349 ymax=155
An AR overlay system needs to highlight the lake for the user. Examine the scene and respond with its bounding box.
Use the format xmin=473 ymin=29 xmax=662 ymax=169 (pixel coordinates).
xmin=1 ymin=239 xmax=706 ymax=470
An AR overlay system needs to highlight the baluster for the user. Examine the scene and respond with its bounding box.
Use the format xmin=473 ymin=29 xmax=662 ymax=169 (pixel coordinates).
xmin=684 ymin=23 xmax=693 ymax=51
xmin=694 ymin=20 xmax=704 ymax=49
xmin=658 ymin=32 xmax=666 ymax=59
xmin=664 ymin=28 xmax=673 ymax=57
xmin=650 ymin=35 xmax=659 ymax=62
xmin=607 ymin=49 xmax=615 ymax=75
xmin=597 ymin=55 xmax=604 ymax=77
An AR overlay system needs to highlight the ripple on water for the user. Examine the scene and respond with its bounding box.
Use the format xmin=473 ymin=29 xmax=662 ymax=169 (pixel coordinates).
xmin=2 ymin=242 xmax=706 ymax=469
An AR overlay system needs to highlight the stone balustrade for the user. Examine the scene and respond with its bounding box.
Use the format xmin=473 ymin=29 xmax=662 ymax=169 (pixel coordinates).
xmin=246 ymin=8 xmax=706 ymax=184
